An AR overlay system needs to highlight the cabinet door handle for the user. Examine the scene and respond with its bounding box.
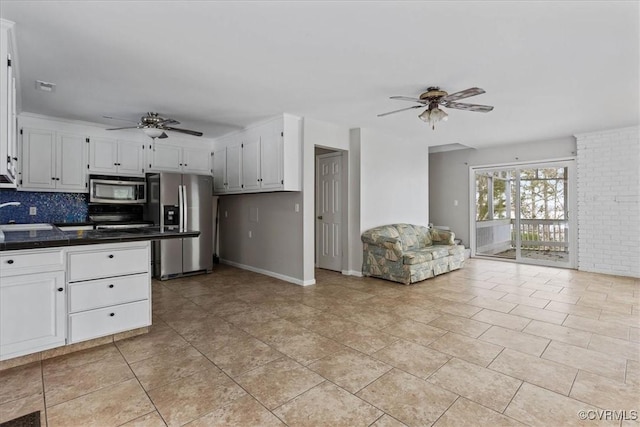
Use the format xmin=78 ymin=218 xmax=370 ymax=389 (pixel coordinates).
xmin=108 ymin=254 xmax=114 ymax=259
xmin=6 ymin=259 xmax=14 ymax=264
xmin=109 ymin=313 xmax=115 ymax=317
xmin=108 ymin=284 xmax=114 ymax=288
xmin=57 ymin=287 xmax=63 ymax=292
xmin=52 ymin=177 xmax=56 ymax=180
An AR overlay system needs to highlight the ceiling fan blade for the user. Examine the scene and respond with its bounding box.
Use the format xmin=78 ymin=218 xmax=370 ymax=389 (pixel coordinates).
xmin=442 ymin=101 xmax=494 ymax=112
xmin=163 ymin=127 xmax=204 ymax=137
xmin=102 ymin=115 xmax=138 ymax=123
xmin=377 ymin=105 xmax=423 ymax=117
xmin=106 ymin=126 xmax=141 ymax=130
xmin=158 ymin=132 xmax=169 ymax=139
xmin=390 ymin=96 xmax=428 ymax=103
xmin=159 ymin=118 xmax=180 ymax=126
xmin=442 ymin=87 xmax=486 ymax=102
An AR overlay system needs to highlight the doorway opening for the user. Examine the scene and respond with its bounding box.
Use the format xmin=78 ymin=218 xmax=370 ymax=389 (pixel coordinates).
xmin=470 ymin=160 xmax=577 ymax=268
xmin=315 ymin=147 xmax=347 ymax=272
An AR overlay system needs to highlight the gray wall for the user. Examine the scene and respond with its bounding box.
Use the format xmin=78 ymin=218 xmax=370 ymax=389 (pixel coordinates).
xmin=429 ymin=137 xmax=576 ymax=247
xmin=218 ymin=191 xmax=304 ymax=281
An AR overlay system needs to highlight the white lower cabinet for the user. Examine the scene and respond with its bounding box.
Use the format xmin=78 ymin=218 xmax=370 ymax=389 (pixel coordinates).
xmin=69 ymin=300 xmax=150 ymax=344
xmin=0 ymin=241 xmax=152 ymax=360
xmin=0 ymin=249 xmax=66 ymax=361
xmin=66 ymin=241 xmax=151 ymax=344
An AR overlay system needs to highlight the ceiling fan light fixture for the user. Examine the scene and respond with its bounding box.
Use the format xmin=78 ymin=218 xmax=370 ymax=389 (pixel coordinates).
xmin=418 ymin=106 xmax=448 ymax=130
xmin=142 ymin=127 xmax=164 ymax=139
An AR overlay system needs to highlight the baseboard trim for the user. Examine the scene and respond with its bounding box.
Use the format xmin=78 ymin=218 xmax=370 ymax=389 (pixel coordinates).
xmin=342 ymin=270 xmax=363 ymax=277
xmin=220 ymin=259 xmax=315 ymax=286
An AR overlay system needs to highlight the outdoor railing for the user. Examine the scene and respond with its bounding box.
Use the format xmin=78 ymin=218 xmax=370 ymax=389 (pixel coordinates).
xmin=476 ymin=218 xmax=568 ymax=255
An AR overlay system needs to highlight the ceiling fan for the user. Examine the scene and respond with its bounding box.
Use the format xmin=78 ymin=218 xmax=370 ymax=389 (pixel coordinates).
xmin=378 ymin=87 xmax=494 ymax=129
xmin=105 ymin=112 xmax=203 ymax=139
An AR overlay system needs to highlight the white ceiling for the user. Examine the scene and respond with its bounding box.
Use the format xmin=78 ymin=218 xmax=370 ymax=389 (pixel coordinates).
xmin=1 ymin=1 xmax=638 ymax=148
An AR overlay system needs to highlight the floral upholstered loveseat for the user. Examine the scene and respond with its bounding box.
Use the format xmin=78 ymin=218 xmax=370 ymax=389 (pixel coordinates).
xmin=361 ymin=224 xmax=465 ymax=284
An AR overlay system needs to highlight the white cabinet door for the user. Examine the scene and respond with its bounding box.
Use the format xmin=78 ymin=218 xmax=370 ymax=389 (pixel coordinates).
xmin=226 ymin=143 xmax=242 ymax=192
xmin=212 ymin=148 xmax=227 ymax=193
xmin=150 ymin=143 xmax=182 ymax=172
xmin=0 ymin=20 xmax=17 ymax=188
xmin=21 ymin=128 xmax=56 ymax=190
xmin=260 ymin=121 xmax=283 ymax=190
xmin=117 ymin=140 xmax=144 ymax=176
xmin=182 ymin=147 xmax=211 ymax=175
xmin=89 ymin=137 xmax=118 ymax=174
xmin=0 ymin=271 xmax=66 ymax=360
xmin=57 ymin=133 xmax=88 ymax=191
xmin=242 ymin=132 xmax=261 ymax=191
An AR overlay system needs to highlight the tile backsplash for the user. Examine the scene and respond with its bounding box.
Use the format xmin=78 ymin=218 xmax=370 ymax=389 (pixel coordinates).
xmin=0 ymin=190 xmax=88 ymax=224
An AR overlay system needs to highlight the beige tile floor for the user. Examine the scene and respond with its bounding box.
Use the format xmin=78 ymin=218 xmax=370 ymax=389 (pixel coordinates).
xmin=1 ymin=259 xmax=639 ymax=426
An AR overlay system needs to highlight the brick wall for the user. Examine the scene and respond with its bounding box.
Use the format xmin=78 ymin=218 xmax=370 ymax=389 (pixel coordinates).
xmin=576 ymin=126 xmax=640 ymax=278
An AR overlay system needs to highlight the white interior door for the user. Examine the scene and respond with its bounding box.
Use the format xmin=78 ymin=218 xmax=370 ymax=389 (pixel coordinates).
xmin=316 ymin=153 xmax=342 ymax=271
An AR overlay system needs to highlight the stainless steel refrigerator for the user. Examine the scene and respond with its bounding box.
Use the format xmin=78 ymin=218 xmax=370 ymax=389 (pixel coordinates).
xmin=146 ymin=173 xmax=213 ymax=280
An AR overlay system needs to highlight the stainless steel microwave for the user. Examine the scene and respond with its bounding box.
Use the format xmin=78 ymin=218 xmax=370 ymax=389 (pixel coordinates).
xmin=89 ymin=175 xmax=146 ymax=204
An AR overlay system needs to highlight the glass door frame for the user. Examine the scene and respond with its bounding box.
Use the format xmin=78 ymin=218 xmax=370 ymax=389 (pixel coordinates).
xmin=469 ymin=158 xmax=577 ymax=269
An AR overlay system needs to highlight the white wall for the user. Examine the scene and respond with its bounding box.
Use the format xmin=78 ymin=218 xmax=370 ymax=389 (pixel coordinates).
xmin=429 ymin=137 xmax=576 ymax=246
xmin=576 ymin=126 xmax=640 ymax=278
xmin=347 ymin=128 xmax=430 ymax=273
xmin=359 ymin=128 xmax=430 ymax=231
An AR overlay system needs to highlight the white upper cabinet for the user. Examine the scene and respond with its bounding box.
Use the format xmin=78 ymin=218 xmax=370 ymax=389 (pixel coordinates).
xmin=148 ymin=142 xmax=211 ymax=175
xmin=212 ymin=114 xmax=300 ymax=195
xmin=21 ymin=128 xmax=87 ymax=192
xmin=182 ymin=146 xmax=212 ymax=175
xmin=241 ymin=128 xmax=261 ymax=191
xmin=212 ymin=146 xmax=227 ymax=194
xmin=0 ymin=19 xmax=18 ymax=188
xmin=89 ymin=138 xmax=144 ymax=176
xmin=212 ymin=134 xmax=241 ymax=193
xmin=56 ymin=133 xmax=89 ymax=191
xmin=260 ymin=119 xmax=284 ymax=190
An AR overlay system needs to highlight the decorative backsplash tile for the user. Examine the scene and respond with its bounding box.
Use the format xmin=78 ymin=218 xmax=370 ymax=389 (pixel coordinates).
xmin=0 ymin=190 xmax=88 ymax=224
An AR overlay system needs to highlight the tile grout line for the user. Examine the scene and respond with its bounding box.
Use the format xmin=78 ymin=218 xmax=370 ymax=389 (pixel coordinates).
xmin=112 ymin=340 xmax=168 ymax=427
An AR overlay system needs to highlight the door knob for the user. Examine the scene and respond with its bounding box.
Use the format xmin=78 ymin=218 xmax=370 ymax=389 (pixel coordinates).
xmin=317 ymin=215 xmax=323 ymax=220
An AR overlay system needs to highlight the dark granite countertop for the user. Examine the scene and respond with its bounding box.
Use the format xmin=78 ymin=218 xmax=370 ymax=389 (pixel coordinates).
xmin=0 ymin=226 xmax=200 ymax=251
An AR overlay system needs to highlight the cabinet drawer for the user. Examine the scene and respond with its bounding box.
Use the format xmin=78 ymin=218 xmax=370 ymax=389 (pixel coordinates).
xmin=69 ymin=273 xmax=149 ymax=313
xmin=0 ymin=249 xmax=64 ymax=277
xmin=68 ymin=300 xmax=150 ymax=344
xmin=68 ymin=245 xmax=149 ymax=282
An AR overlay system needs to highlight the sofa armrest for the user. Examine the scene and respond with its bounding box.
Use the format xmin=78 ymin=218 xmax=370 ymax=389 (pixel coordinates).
xmin=362 ymin=234 xmax=403 ymax=259
xmin=431 ymin=228 xmax=456 ymax=245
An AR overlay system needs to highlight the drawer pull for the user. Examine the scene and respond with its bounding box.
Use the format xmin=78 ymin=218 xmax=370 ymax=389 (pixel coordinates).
xmin=108 ymin=254 xmax=114 ymax=259
xmin=57 ymin=287 xmax=63 ymax=292
xmin=6 ymin=259 xmax=14 ymax=264
xmin=109 ymin=313 xmax=115 ymax=317
xmin=108 ymin=284 xmax=114 ymax=288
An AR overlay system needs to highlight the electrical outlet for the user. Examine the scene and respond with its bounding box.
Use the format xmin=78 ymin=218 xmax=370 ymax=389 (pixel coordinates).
xmin=295 ymin=203 xmax=300 ymax=212
xmin=29 ymin=206 xmax=37 ymax=216
xmin=248 ymin=230 xmax=252 ymax=238
xmin=224 ymin=210 xmax=228 ymax=218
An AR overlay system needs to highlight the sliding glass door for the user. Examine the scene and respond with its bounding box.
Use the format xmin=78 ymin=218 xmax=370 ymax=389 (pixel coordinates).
xmin=472 ymin=160 xmax=576 ymax=268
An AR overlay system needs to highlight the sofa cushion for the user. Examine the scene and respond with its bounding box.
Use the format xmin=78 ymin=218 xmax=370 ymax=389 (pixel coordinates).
xmin=403 ymin=246 xmax=450 ymax=264
xmin=393 ymin=224 xmax=432 ymax=250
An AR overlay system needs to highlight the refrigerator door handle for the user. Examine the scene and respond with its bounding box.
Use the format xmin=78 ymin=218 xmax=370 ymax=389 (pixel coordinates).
xmin=182 ymin=184 xmax=188 ymax=231
xmin=178 ymin=185 xmax=185 ymax=231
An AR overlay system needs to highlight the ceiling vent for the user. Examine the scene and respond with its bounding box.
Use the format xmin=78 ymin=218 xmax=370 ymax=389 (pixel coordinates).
xmin=35 ymin=80 xmax=56 ymax=92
